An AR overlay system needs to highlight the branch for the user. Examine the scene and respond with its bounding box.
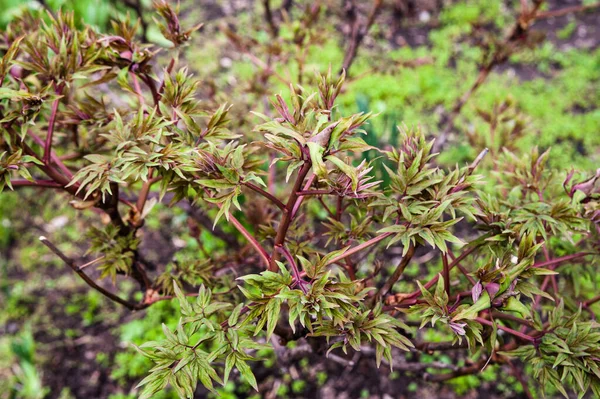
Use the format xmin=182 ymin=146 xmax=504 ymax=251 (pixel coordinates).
xmin=415 ymin=340 xmax=469 ymax=353
xmin=136 ymin=168 xmax=159 ymax=215
xmin=476 ymin=317 xmax=535 ymax=342
xmin=28 ymin=130 xmax=73 ymax=179
xmin=535 ymin=2 xmax=600 ymax=20
xmin=39 ymin=236 xmax=142 ymax=310
xmin=270 ymin=161 xmax=312 ymax=271
xmin=263 ymin=0 xmax=279 ymax=38
xmin=442 ymin=252 xmax=450 ymax=297
xmin=242 ymin=181 xmax=285 ymax=210
xmin=43 ymin=84 xmax=64 ymax=165
xmin=340 ymin=0 xmax=383 ymax=74
xmin=9 ymin=179 xmax=63 ymax=188
xmin=532 ymin=252 xmax=592 ymax=269
xmin=182 ymin=203 xmax=240 ymax=248
xmin=296 ymin=189 xmax=333 ymax=196
xmin=375 ymin=244 xmax=415 ymax=301
xmin=227 ymin=212 xmax=271 ymax=268
xmin=324 ymin=232 xmax=393 ymax=266
xmin=398 ymin=240 xmax=484 ymax=303
xmin=277 ymin=244 xmax=308 ymax=294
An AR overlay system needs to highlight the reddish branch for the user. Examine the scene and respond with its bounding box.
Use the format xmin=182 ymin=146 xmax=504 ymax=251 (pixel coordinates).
xmin=227 ymin=212 xmax=271 ymax=268
xmin=324 ymin=232 xmax=393 ymax=266
xmin=399 ymin=242 xmax=482 ymax=303
xmin=270 ymin=161 xmax=312 ymax=271
xmin=535 ymin=2 xmax=600 ymax=20
xmin=532 ymin=252 xmax=591 ymax=269
xmin=263 ymin=0 xmax=278 ymax=38
xmin=43 ymin=84 xmax=64 ymax=165
xmin=242 ymin=181 xmax=285 ymax=210
xmin=10 ymin=179 xmax=63 ymax=188
xmin=136 ymin=168 xmax=155 ymax=213
xmin=277 ymin=245 xmax=308 ymax=294
xmin=40 ymin=236 xmax=145 ymax=310
xmin=442 ymin=252 xmax=450 ymax=297
xmin=425 ymin=359 xmax=487 ymax=382
xmin=375 ymin=244 xmax=416 ymax=301
xmin=476 ymin=317 xmax=536 ymax=342
xmin=28 ymin=130 xmax=74 ymax=179
xmin=340 ymin=0 xmax=383 ymax=74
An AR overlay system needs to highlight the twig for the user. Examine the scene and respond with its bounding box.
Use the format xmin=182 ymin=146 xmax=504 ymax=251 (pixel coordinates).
xmin=277 ymin=244 xmax=308 ymax=293
xmin=243 ymin=181 xmax=285 ymax=210
xmin=340 ymin=0 xmax=383 ymax=74
xmin=415 ymin=340 xmax=469 ymax=353
xmin=324 ymin=232 xmax=393 ymax=266
xmin=296 ymin=189 xmax=333 ymax=196
xmin=375 ymin=244 xmax=415 ymax=301
xmin=130 ymin=71 xmax=146 ymax=107
xmin=425 ymin=359 xmax=487 ymax=382
xmin=399 ymin=241 xmax=484 ymax=303
xmin=476 ymin=317 xmax=535 ymax=342
xmin=136 ymin=168 xmax=155 ymax=213
xmin=535 ymin=2 xmax=600 ymax=19
xmin=28 ymin=130 xmax=73 ymax=179
xmin=317 ymin=197 xmax=336 ymax=219
xmin=263 ymin=0 xmax=279 ymax=37
xmin=180 ymin=201 xmax=240 ymax=248
xmin=9 ymin=179 xmax=63 ymax=188
xmin=507 ymin=359 xmax=534 ymax=399
xmin=77 ymin=256 xmax=106 ymax=270
xmin=39 ymin=236 xmax=142 ymax=310
xmin=270 ymin=161 xmax=312 ymax=271
xmin=532 ymin=252 xmax=591 ymax=269
xmin=442 ymin=252 xmax=450 ymax=297
xmin=227 ymin=212 xmax=271 ymax=269
xmin=43 ymin=84 xmax=64 ymax=165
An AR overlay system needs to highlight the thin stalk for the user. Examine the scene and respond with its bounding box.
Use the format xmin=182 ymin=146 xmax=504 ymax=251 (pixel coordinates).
xmin=227 ymin=212 xmax=271 ymax=268
xmin=533 ymin=252 xmax=591 ymax=269
xmin=40 ymin=236 xmax=142 ymax=310
xmin=43 ymin=84 xmax=64 ymax=165
xmin=10 ymin=179 xmax=63 ymax=188
xmin=324 ymin=232 xmax=393 ymax=266
xmin=401 ymin=243 xmax=481 ymax=302
xmin=277 ymin=245 xmax=308 ymax=294
xmin=243 ymin=181 xmax=285 ymax=210
xmin=375 ymin=244 xmax=415 ymax=301
xmin=291 ymin=174 xmax=316 ymax=218
xmin=442 ymin=252 xmax=450 ymax=297
xmin=28 ymin=130 xmax=73 ymax=179
xmin=296 ymin=189 xmax=333 ymax=196
xmin=270 ymin=161 xmax=312 ymax=271
xmin=136 ymin=168 xmax=155 ymax=213
xmin=476 ymin=317 xmax=535 ymax=342
xmin=535 ymin=2 xmax=600 ymax=19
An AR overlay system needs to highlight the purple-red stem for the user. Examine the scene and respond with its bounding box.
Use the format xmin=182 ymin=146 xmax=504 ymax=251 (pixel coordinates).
xmin=270 ymin=161 xmax=312 ymax=271
xmin=243 ymin=182 xmax=285 ymax=210
xmin=277 ymin=244 xmax=308 ymax=294
xmin=43 ymin=85 xmax=64 ymax=165
xmin=476 ymin=317 xmax=536 ymax=342
xmin=325 ymin=232 xmax=393 ymax=266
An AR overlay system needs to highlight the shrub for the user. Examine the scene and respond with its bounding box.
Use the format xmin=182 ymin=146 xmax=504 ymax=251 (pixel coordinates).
xmin=1 ymin=2 xmax=599 ymax=398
